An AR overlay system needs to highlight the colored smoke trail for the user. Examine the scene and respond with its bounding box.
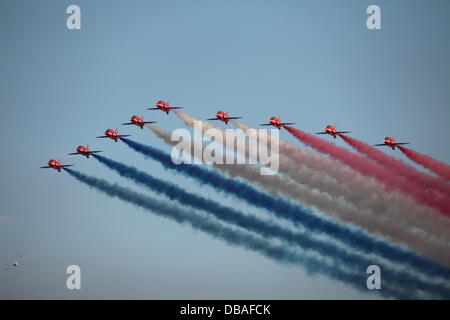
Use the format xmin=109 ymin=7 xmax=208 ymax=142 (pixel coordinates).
xmin=176 ymin=114 xmax=450 ymax=247
xmin=339 ymin=134 xmax=450 ymax=199
xmin=92 ymin=155 xmax=402 ymax=278
xmin=146 ymin=124 xmax=450 ymax=267
xmin=168 ymin=112 xmax=450 ymax=263
xmin=121 ymin=137 xmax=450 ymax=282
xmin=399 ymin=146 xmax=450 ymax=182
xmin=231 ymin=121 xmax=450 ymax=241
xmin=285 ymin=126 xmax=450 ymax=216
xmin=89 ymin=156 xmax=450 ymax=298
xmin=64 ymin=168 xmax=413 ymax=299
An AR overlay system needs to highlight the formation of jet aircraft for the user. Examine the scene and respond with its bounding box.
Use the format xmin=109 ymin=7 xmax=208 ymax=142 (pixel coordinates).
xmin=40 ymin=98 xmax=412 ymax=173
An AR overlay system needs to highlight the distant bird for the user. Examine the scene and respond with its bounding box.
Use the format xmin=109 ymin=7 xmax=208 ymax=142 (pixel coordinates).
xmin=5 ymin=254 xmax=22 ymax=271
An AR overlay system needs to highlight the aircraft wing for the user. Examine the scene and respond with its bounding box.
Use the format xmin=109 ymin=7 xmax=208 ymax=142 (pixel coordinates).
xmin=62 ymin=165 xmax=74 ymax=168
xmin=315 ymin=132 xmax=327 ymax=135
xmin=281 ymin=122 xmax=295 ymax=126
xmin=373 ymin=144 xmax=386 ymax=146
xmin=394 ymin=142 xmax=410 ymax=145
xmin=169 ymin=107 xmax=183 ymax=109
xmin=121 ymin=122 xmax=133 ymax=125
xmin=336 ymin=131 xmax=351 ymax=134
xmin=68 ymin=152 xmax=79 ymax=155
xmin=207 ymin=118 xmax=219 ymax=121
xmin=227 ymin=117 xmax=242 ymax=120
xmin=147 ymin=107 xmax=160 ymax=110
xmin=119 ymin=135 xmax=131 ymax=138
xmin=260 ymin=123 xmax=272 ymax=126
xmin=90 ymin=150 xmax=102 ymax=154
xmin=143 ymin=121 xmax=157 ymax=124
xmin=96 ymin=135 xmax=108 ymax=138
xmin=40 ymin=166 xmax=52 ymax=168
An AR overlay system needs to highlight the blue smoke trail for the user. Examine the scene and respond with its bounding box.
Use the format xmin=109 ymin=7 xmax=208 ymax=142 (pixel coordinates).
xmin=91 ymin=155 xmax=360 ymax=266
xmin=92 ymin=154 xmax=449 ymax=299
xmin=121 ymin=138 xmax=450 ymax=282
xmin=64 ymin=168 xmax=397 ymax=299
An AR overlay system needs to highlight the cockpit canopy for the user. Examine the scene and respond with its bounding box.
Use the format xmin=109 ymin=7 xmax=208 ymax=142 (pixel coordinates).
xmin=217 ymin=110 xmax=223 ymax=114
xmin=77 ymin=145 xmax=84 ymax=149
xmin=48 ymin=159 xmax=56 ymax=164
xmin=270 ymin=116 xmax=277 ymax=120
xmin=385 ymin=136 xmax=391 ymax=140
xmin=157 ymin=100 xmax=164 ymax=104
xmin=132 ymin=115 xmax=139 ymax=119
xmin=326 ymin=125 xmax=332 ymax=128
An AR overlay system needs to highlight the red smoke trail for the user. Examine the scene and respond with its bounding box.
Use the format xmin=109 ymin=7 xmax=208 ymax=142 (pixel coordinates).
xmin=399 ymin=146 xmax=450 ymax=182
xmin=285 ymin=126 xmax=450 ymax=216
xmin=339 ymin=135 xmax=450 ymax=199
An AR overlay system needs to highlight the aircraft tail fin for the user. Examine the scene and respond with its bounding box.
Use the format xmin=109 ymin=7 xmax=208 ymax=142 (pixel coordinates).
xmin=87 ymin=144 xmax=89 ymax=151
xmin=115 ymin=128 xmax=118 ymax=134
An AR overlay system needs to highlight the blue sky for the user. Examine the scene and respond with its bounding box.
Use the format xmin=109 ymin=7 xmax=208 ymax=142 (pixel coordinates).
xmin=0 ymin=0 xmax=449 ymax=299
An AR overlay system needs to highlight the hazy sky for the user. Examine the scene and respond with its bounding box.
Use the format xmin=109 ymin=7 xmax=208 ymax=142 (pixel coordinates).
xmin=0 ymin=0 xmax=448 ymax=299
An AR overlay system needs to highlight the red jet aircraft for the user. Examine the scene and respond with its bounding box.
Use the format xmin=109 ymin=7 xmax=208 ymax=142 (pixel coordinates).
xmin=147 ymin=99 xmax=183 ymax=114
xmin=207 ymin=110 xmax=242 ymax=125
xmin=315 ymin=124 xmax=351 ymax=139
xmin=40 ymin=158 xmax=74 ymax=172
xmin=96 ymin=128 xmax=131 ymax=142
xmin=68 ymin=144 xmax=102 ymax=158
xmin=374 ymin=136 xmax=410 ymax=150
xmin=260 ymin=116 xmax=295 ymax=130
xmin=122 ymin=115 xmax=157 ymax=129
